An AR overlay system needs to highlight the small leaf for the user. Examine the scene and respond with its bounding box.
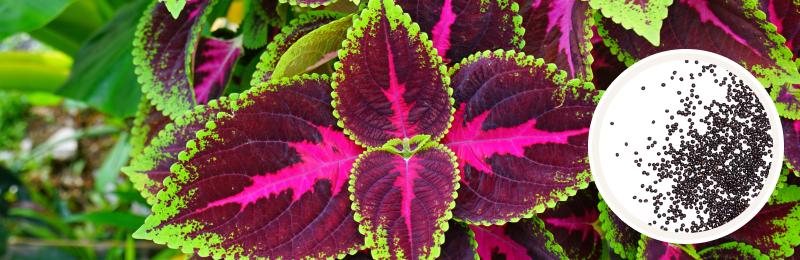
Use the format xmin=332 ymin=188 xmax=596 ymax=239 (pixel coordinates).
xmin=443 ymin=50 xmax=595 ymax=225
xmin=351 ymin=144 xmax=459 ymax=260
xmin=761 ymin=0 xmax=800 ymax=59
xmin=192 ymin=36 xmax=243 ymax=104
xmin=65 ymin=212 xmax=146 ymax=230
xmin=251 ymin=11 xmax=347 ymax=87
xmin=537 ymin=184 xmax=603 ymax=260
xmin=595 ymin=0 xmax=800 ymax=88
xmin=439 ymin=220 xmax=479 ymax=260
xmin=590 ymin=41 xmax=627 ymax=91
xmin=516 ymin=0 xmax=595 ymax=81
xmin=637 ymin=235 xmax=695 ymax=259
xmin=242 ymin=0 xmax=281 ymax=49
xmin=133 ymin=0 xmax=216 ymax=119
xmin=598 ymin=197 xmax=641 ymax=259
xmin=588 ymin=0 xmax=671 ymax=46
xmin=135 ymin=74 xmax=365 ymax=260
xmin=697 ymin=242 xmax=769 ymax=260
xmin=395 ymin=0 xmax=524 ymax=64
xmin=56 ymin=0 xmax=149 ymax=118
xmin=471 ymin=219 xmax=569 ymax=260
xmin=270 ymin=14 xmax=352 ymax=79
xmin=0 ymin=0 xmax=75 ymax=40
xmin=95 ymin=132 xmax=132 ymax=192
xmin=332 ymin=0 xmax=454 ymax=148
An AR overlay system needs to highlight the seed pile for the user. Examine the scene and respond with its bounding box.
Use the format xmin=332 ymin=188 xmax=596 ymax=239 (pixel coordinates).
xmin=614 ymin=61 xmax=773 ymax=233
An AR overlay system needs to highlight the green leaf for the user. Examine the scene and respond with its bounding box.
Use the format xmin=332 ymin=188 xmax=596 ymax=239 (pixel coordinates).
xmin=589 ymin=0 xmax=672 ymax=46
xmin=0 ymin=0 xmax=76 ymax=41
xmin=113 ymin=190 xmax=149 ymax=206
xmin=29 ymin=0 xmax=108 ymax=56
xmin=0 ymin=52 xmax=72 ymax=92
xmin=55 ymin=0 xmax=149 ymax=118
xmin=161 ymin=0 xmax=187 ymax=18
xmin=242 ymin=0 xmax=281 ymax=49
xmin=271 ymin=14 xmax=351 ymax=79
xmin=65 ymin=211 xmax=146 ymax=230
xmin=94 ymin=132 xmax=132 ymax=192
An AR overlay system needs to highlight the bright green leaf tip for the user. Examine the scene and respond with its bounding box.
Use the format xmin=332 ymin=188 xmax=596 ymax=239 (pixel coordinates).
xmin=162 ymin=0 xmax=187 ymax=19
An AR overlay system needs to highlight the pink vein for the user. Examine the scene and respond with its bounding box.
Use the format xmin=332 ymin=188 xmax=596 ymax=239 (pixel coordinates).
xmin=543 ymin=208 xmax=600 ymax=243
xmin=431 ymin=0 xmax=456 ymax=61
xmin=380 ymin=36 xmax=412 ymax=139
xmin=471 ymin=225 xmax=532 ymax=260
xmin=768 ymin=0 xmax=784 ymax=34
xmin=392 ymin=157 xmax=422 ymax=250
xmin=660 ymin=243 xmax=684 ymax=260
xmin=194 ymin=39 xmax=241 ymax=104
xmin=544 ymin=0 xmax=577 ymax=77
xmin=681 ymin=0 xmax=760 ymax=56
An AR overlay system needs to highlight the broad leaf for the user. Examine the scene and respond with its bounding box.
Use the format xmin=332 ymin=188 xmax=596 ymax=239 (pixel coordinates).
xmin=440 ymin=220 xmax=479 ymax=260
xmin=471 ymin=219 xmax=569 ymax=260
xmin=56 ymin=0 xmax=149 ymax=118
xmin=242 ymin=0 xmax=281 ymax=49
xmin=719 ymin=185 xmax=800 ymax=258
xmin=332 ymin=0 xmax=454 ymax=148
xmin=135 ymin=74 xmax=365 ymax=260
xmin=0 ymin=0 xmax=74 ymax=40
xmin=590 ymin=41 xmax=627 ymax=91
xmin=443 ymin=50 xmax=595 ymax=225
xmin=589 ymin=0 xmax=671 ymax=46
xmin=123 ymin=96 xmax=228 ymax=205
xmin=224 ymin=48 xmax=264 ymax=95
xmin=515 ymin=0 xmax=594 ymax=81
xmin=192 ymin=36 xmax=243 ymax=104
xmin=271 ymin=14 xmax=352 ymax=79
xmin=133 ymin=0 xmax=216 ymax=119
xmin=350 ymin=144 xmax=459 ymax=260
xmin=697 ymin=242 xmax=770 ymax=259
xmin=783 ymin=118 xmax=800 ymax=174
xmin=595 ymin=0 xmax=800 ymax=88
xmin=637 ymin=235 xmax=696 ymax=260
xmin=598 ymin=197 xmax=641 ymax=259
xmin=159 ymin=0 xmax=187 ymax=18
xmin=760 ymin=0 xmax=800 ymax=59
xmin=252 ymin=11 xmax=347 ymax=87
xmin=394 ymin=0 xmax=524 ymax=64
xmin=771 ymin=61 xmax=800 ymax=119
xmin=537 ymin=184 xmax=603 ymax=260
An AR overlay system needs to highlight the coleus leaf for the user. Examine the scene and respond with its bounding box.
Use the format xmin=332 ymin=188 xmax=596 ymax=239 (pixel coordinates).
xmin=242 ymin=0 xmax=281 ymax=49
xmin=442 ymin=50 xmax=595 ymax=225
xmin=697 ymin=242 xmax=770 ymax=259
xmin=439 ymin=220 xmax=479 ymax=260
xmin=123 ymin=96 xmax=229 ymax=205
xmin=589 ymin=0 xmax=671 ymax=46
xmin=590 ymin=41 xmax=627 ymax=91
xmin=598 ymin=196 xmax=642 ymax=259
xmin=159 ymin=0 xmax=188 ymax=19
xmin=281 ymin=0 xmax=338 ymax=9
xmin=133 ymin=0 xmax=216 ymax=119
xmin=515 ymin=0 xmax=595 ymax=81
xmin=251 ymin=11 xmax=347 ymax=87
xmin=192 ymin=36 xmax=243 ymax=104
xmin=760 ymin=0 xmax=800 ymax=58
xmin=350 ymin=142 xmax=459 ymax=260
xmin=271 ymin=14 xmax=353 ymax=79
xmin=595 ymin=0 xmax=800 ymax=88
xmin=537 ymin=183 xmax=603 ymax=260
xmin=134 ymin=74 xmax=366 ymax=259
xmin=637 ymin=235 xmax=697 ymax=260
xmin=331 ymin=0 xmax=454 ymax=148
xmin=718 ymin=185 xmax=800 ymax=258
xmin=770 ymin=60 xmax=800 ymax=119
xmin=393 ymin=0 xmax=525 ymax=65
xmin=471 ymin=219 xmax=569 ymax=260
xmin=782 ymin=118 xmax=800 ymax=175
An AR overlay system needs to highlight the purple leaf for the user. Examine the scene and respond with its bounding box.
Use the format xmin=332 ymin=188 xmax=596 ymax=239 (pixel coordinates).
xmin=439 ymin=220 xmax=479 ymax=260
xmin=242 ymin=0 xmax=281 ymax=49
xmin=394 ymin=0 xmax=525 ymax=64
xmin=537 ymin=184 xmax=604 ymax=260
xmin=770 ymin=63 xmax=800 ymax=119
xmin=442 ymin=50 xmax=596 ymax=225
xmin=134 ymin=74 xmax=366 ymax=260
xmin=251 ymin=11 xmax=347 ymax=87
xmin=599 ymin=196 xmax=642 ymax=259
xmin=760 ymin=0 xmax=800 ymax=59
xmin=782 ymin=118 xmax=800 ymax=174
xmin=331 ymin=0 xmax=454 ymax=148
xmin=718 ymin=185 xmax=800 ymax=258
xmin=515 ymin=0 xmax=595 ymax=81
xmin=123 ymin=97 xmax=229 ymax=205
xmin=595 ymin=0 xmax=800 ymax=88
xmin=133 ymin=0 xmax=216 ymax=119
xmin=351 ymin=144 xmax=459 ymax=260
xmin=637 ymin=235 xmax=696 ymax=260
xmin=590 ymin=41 xmax=628 ymax=91
xmin=697 ymin=242 xmax=770 ymax=259
xmin=192 ymin=37 xmax=242 ymax=104
xmin=282 ymin=0 xmax=338 ymax=8
xmin=471 ymin=219 xmax=569 ymax=260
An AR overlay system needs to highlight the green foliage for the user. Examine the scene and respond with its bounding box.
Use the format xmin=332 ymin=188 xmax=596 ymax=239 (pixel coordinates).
xmin=0 ymin=52 xmax=72 ymax=92
xmin=270 ymin=13 xmax=351 ymax=79
xmin=0 ymin=91 xmax=29 ymax=150
xmin=64 ymin=212 xmax=146 ymax=230
xmin=55 ymin=0 xmax=149 ymax=118
xmin=589 ymin=0 xmax=671 ymax=46
xmin=0 ymin=0 xmax=76 ymax=41
xmin=94 ymin=132 xmax=132 ymax=192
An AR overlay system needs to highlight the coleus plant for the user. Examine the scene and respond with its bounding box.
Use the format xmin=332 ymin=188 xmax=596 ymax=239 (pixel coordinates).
xmin=123 ymin=0 xmax=800 ymax=259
